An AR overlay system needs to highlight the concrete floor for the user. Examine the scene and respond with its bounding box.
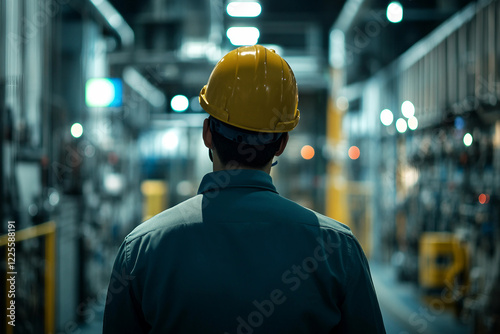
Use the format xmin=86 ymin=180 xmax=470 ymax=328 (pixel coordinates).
xmin=370 ymin=261 xmax=472 ymax=334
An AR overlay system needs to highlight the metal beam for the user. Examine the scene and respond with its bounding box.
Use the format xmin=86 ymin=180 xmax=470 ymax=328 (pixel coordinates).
xmin=88 ymin=0 xmax=134 ymax=48
xmin=397 ymin=3 xmax=476 ymax=72
xmin=332 ymin=0 xmax=366 ymax=33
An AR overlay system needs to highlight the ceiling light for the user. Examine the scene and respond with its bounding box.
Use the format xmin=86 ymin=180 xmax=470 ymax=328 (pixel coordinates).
xmin=85 ymin=78 xmax=121 ymax=107
xmin=162 ymin=131 xmax=179 ymax=150
xmin=227 ymin=1 xmax=261 ymax=17
xmin=387 ymin=2 xmax=403 ymax=23
xmin=71 ymin=123 xmax=83 ymax=138
xmin=226 ymin=27 xmax=260 ymax=46
xmin=401 ymin=100 xmax=415 ymax=118
xmin=380 ymin=109 xmax=394 ymax=126
xmin=171 ymin=95 xmax=189 ymax=112
xmin=396 ymin=118 xmax=407 ymax=133
xmin=463 ymin=133 xmax=473 ymax=147
xmin=408 ymin=116 xmax=418 ymax=130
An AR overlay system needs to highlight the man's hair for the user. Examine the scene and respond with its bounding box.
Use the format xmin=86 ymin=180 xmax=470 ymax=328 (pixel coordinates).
xmin=210 ymin=118 xmax=285 ymax=168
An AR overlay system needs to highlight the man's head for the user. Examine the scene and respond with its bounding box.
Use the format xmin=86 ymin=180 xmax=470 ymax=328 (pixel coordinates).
xmin=199 ymin=45 xmax=299 ymax=171
xmin=203 ymin=116 xmax=288 ymax=171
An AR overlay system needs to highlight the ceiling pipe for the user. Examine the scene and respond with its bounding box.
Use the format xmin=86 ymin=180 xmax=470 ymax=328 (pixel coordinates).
xmin=123 ymin=67 xmax=166 ymax=108
xmin=332 ymin=0 xmax=366 ymax=33
xmin=88 ymin=0 xmax=134 ymax=48
xmin=328 ymin=0 xmax=366 ymax=69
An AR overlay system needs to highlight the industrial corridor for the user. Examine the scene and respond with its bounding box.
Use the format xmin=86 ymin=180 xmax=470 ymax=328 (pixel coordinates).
xmin=1 ymin=0 xmax=499 ymax=333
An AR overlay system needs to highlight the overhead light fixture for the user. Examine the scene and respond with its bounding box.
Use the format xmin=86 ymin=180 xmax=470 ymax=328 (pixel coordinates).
xmin=71 ymin=123 xmax=83 ymax=138
xmin=162 ymin=131 xmax=179 ymax=150
xmin=171 ymin=95 xmax=189 ymax=112
xmin=401 ymin=100 xmax=415 ymax=118
xmin=180 ymin=40 xmax=212 ymax=59
xmin=463 ymin=133 xmax=473 ymax=147
xmin=408 ymin=116 xmax=418 ymax=130
xmin=387 ymin=1 xmax=403 ymax=23
xmin=226 ymin=27 xmax=260 ymax=46
xmin=85 ymin=78 xmax=123 ymax=107
xmin=396 ymin=118 xmax=408 ymax=133
xmin=380 ymin=109 xmax=394 ymax=126
xmin=226 ymin=1 xmax=262 ymax=17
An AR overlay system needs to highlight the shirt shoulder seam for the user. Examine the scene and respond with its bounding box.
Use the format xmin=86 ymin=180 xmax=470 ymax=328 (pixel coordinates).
xmin=125 ymin=195 xmax=203 ymax=243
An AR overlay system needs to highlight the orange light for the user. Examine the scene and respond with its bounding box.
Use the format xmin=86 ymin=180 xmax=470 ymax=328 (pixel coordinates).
xmin=301 ymin=145 xmax=315 ymax=160
xmin=478 ymin=193 xmax=487 ymax=204
xmin=348 ymin=146 xmax=360 ymax=160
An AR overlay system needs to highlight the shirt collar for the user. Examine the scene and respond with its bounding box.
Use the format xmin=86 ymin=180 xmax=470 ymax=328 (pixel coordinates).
xmin=197 ymin=169 xmax=278 ymax=194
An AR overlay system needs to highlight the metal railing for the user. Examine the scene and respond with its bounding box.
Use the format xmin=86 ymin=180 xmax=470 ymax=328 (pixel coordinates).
xmin=0 ymin=221 xmax=56 ymax=334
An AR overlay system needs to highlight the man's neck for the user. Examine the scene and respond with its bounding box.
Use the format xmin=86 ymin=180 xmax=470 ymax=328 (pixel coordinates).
xmin=213 ymin=161 xmax=272 ymax=175
xmin=211 ymin=149 xmax=272 ymax=174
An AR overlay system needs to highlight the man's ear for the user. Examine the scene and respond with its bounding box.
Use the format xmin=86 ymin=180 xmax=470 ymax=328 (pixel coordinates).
xmin=202 ymin=118 xmax=213 ymax=149
xmin=275 ymin=133 xmax=289 ymax=157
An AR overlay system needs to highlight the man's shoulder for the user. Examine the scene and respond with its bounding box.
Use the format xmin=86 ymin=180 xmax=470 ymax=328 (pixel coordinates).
xmin=126 ymin=195 xmax=203 ymax=242
xmin=277 ymin=195 xmax=353 ymax=237
xmin=307 ymin=208 xmax=354 ymax=237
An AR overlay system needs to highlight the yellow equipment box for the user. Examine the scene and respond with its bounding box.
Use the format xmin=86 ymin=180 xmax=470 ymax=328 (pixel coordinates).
xmin=419 ymin=232 xmax=455 ymax=290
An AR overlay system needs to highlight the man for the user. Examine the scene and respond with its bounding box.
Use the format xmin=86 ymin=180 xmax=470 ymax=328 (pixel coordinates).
xmin=103 ymin=45 xmax=385 ymax=333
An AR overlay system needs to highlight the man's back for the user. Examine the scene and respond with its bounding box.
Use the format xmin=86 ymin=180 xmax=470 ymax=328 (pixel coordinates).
xmin=103 ymin=170 xmax=385 ymax=333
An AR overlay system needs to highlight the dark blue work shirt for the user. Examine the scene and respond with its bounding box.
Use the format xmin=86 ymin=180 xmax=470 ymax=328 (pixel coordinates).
xmin=103 ymin=169 xmax=385 ymax=333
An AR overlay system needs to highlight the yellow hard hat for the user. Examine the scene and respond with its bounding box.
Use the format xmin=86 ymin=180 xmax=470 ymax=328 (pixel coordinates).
xmin=199 ymin=45 xmax=300 ymax=133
